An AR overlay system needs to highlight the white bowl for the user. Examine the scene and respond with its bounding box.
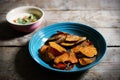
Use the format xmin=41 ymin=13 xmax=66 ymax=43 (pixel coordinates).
xmin=6 ymin=6 xmax=44 ymax=32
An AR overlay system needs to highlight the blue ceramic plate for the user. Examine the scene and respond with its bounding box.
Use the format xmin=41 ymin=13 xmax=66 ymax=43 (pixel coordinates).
xmin=29 ymin=22 xmax=106 ymax=72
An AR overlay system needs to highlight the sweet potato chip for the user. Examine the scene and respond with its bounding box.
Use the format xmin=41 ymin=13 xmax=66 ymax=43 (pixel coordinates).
xmin=70 ymin=40 xmax=97 ymax=65
xmin=54 ymin=52 xmax=69 ymax=63
xmin=79 ymin=58 xmax=94 ymax=66
xmin=48 ymin=46 xmax=63 ymax=57
xmin=49 ymin=42 xmax=67 ymax=53
xmin=60 ymin=42 xmax=75 ymax=46
xmin=68 ymin=52 xmax=78 ymax=63
xmin=65 ymin=34 xmax=81 ymax=42
xmin=39 ymin=45 xmax=48 ymax=54
xmin=79 ymin=45 xmax=97 ymax=57
xmin=71 ymin=40 xmax=95 ymax=54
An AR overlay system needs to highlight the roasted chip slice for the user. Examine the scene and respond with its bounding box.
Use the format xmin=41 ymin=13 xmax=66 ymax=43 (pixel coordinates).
xmin=65 ymin=34 xmax=81 ymax=42
xmin=80 ymin=40 xmax=92 ymax=47
xmin=60 ymin=42 xmax=75 ymax=46
xmin=48 ymin=46 xmax=63 ymax=57
xmin=39 ymin=45 xmax=48 ymax=54
xmin=71 ymin=40 xmax=92 ymax=53
xmin=49 ymin=42 xmax=67 ymax=53
xmin=47 ymin=31 xmax=67 ymax=43
xmin=79 ymin=57 xmax=94 ymax=66
xmin=47 ymin=52 xmax=55 ymax=60
xmin=61 ymin=36 xmax=86 ymax=47
xmin=68 ymin=52 xmax=78 ymax=63
xmin=54 ymin=52 xmax=69 ymax=64
xmin=79 ymin=45 xmax=97 ymax=57
xmin=75 ymin=37 xmax=86 ymax=44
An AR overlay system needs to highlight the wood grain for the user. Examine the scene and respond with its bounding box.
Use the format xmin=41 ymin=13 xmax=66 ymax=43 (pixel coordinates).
xmin=1 ymin=10 xmax=120 ymax=28
xmin=0 ymin=0 xmax=120 ymax=13
xmin=0 ymin=47 xmax=119 ymax=80
xmin=0 ymin=10 xmax=120 ymax=46
xmin=44 ymin=11 xmax=120 ymax=28
xmin=0 ymin=0 xmax=120 ymax=80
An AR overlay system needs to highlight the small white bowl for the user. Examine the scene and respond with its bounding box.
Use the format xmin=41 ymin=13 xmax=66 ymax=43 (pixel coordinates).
xmin=6 ymin=6 xmax=44 ymax=33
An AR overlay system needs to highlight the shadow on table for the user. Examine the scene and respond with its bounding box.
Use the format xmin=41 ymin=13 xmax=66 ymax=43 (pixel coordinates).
xmin=15 ymin=45 xmax=88 ymax=80
xmin=0 ymin=21 xmax=29 ymax=40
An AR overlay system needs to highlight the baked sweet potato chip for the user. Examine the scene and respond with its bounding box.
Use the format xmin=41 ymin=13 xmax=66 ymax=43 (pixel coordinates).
xmin=47 ymin=52 xmax=55 ymax=60
xmin=60 ymin=42 xmax=75 ymax=46
xmin=75 ymin=37 xmax=86 ymax=44
xmin=65 ymin=34 xmax=81 ymax=42
xmin=79 ymin=58 xmax=94 ymax=66
xmin=60 ymin=37 xmax=86 ymax=47
xmin=71 ymin=40 xmax=97 ymax=58
xmin=68 ymin=52 xmax=78 ymax=63
xmin=49 ymin=42 xmax=67 ymax=53
xmin=79 ymin=45 xmax=97 ymax=57
xmin=54 ymin=52 xmax=69 ymax=63
xmin=39 ymin=45 xmax=48 ymax=54
xmin=47 ymin=31 xmax=67 ymax=43
xmin=48 ymin=46 xmax=63 ymax=57
xmin=71 ymin=40 xmax=91 ymax=53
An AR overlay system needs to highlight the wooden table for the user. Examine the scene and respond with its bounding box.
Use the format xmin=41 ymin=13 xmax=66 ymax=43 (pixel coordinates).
xmin=0 ymin=0 xmax=120 ymax=80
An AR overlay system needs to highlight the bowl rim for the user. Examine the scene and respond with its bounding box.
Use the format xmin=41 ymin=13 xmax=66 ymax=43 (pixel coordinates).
xmin=6 ymin=6 xmax=44 ymax=26
xmin=29 ymin=22 xmax=107 ymax=72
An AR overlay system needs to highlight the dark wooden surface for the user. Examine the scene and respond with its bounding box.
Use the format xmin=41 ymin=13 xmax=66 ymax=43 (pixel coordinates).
xmin=0 ymin=0 xmax=120 ymax=80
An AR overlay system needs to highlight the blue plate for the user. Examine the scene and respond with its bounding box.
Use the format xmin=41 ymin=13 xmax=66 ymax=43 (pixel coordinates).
xmin=29 ymin=22 xmax=106 ymax=72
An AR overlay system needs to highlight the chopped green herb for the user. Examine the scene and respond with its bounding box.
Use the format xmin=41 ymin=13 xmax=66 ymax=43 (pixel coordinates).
xmin=13 ymin=14 xmax=39 ymax=24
